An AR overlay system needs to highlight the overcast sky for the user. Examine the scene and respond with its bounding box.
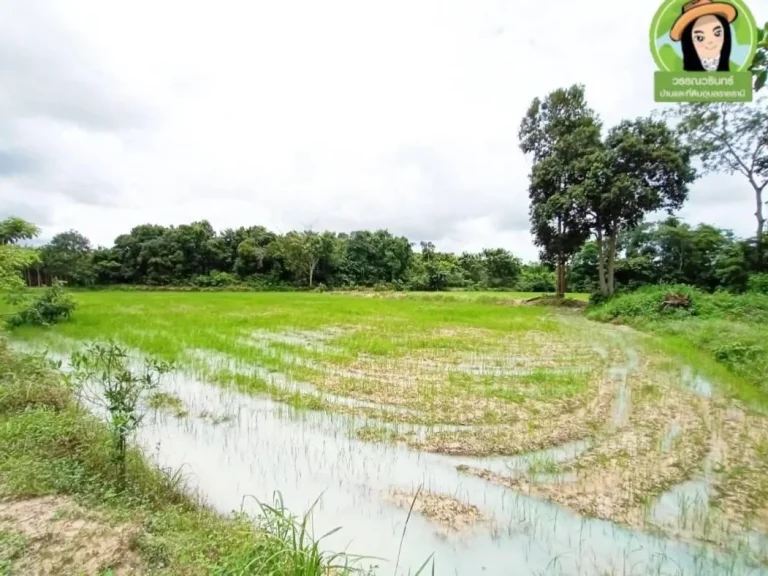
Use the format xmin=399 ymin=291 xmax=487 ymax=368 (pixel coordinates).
xmin=1 ymin=0 xmax=766 ymax=260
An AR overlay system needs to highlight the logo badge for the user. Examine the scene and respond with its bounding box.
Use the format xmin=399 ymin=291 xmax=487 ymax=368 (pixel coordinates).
xmin=650 ymin=0 xmax=758 ymax=102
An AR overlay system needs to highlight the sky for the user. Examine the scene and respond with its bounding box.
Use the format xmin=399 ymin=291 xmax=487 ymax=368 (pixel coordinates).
xmin=1 ymin=0 xmax=766 ymax=261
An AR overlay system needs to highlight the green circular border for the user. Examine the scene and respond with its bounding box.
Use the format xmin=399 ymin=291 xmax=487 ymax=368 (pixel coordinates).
xmin=649 ymin=0 xmax=758 ymax=72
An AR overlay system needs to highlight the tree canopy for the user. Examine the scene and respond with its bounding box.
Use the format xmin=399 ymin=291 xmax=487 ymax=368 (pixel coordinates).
xmin=519 ymin=84 xmax=601 ymax=297
xmin=670 ymin=100 xmax=768 ymax=268
xmin=574 ymin=117 xmax=696 ymax=296
xmin=16 ymin=219 xmax=532 ymax=292
xmin=0 ymin=217 xmax=40 ymax=292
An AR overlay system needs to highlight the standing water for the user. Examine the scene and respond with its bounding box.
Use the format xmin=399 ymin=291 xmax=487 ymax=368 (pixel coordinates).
xmin=136 ymin=370 xmax=757 ymax=575
xmin=12 ymin=341 xmax=764 ymax=575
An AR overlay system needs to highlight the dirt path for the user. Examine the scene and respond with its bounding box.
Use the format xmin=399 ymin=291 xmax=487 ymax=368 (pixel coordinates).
xmin=0 ymin=496 xmax=141 ymax=575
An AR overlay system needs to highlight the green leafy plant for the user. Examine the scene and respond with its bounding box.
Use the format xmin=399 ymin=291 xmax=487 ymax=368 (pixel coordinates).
xmin=752 ymin=23 xmax=768 ymax=91
xmin=7 ymin=280 xmax=77 ymax=328
xmin=748 ymin=273 xmax=768 ymax=294
xmin=67 ymin=342 xmax=172 ymax=486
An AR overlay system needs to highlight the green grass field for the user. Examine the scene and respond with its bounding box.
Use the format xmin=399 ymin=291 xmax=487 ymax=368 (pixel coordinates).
xmin=4 ymin=290 xmax=768 ymax=571
xmin=0 ymin=339 xmax=361 ymax=575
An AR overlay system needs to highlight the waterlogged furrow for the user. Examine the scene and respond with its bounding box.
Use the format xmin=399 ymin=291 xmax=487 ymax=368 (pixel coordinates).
xmin=133 ymin=368 xmax=757 ymax=575
xmin=10 ymin=312 xmax=768 ymax=573
xmin=171 ymin=326 xmax=619 ymax=457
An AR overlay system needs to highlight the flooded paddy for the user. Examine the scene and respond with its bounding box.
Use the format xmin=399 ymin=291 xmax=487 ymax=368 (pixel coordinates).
xmin=9 ymin=292 xmax=768 ymax=574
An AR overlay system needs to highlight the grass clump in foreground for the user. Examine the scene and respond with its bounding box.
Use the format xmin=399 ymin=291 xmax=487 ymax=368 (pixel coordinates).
xmin=0 ymin=338 xmax=364 ymax=575
xmin=588 ymin=285 xmax=768 ymax=407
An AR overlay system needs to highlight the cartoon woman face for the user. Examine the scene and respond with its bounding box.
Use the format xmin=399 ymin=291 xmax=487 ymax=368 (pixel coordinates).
xmin=670 ymin=0 xmax=737 ymax=72
xmin=690 ymin=14 xmax=726 ymax=61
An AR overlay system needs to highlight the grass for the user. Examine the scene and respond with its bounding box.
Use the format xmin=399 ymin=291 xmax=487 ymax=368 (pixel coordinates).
xmin=6 ymin=289 xmax=768 ymax=570
xmin=0 ymin=337 xmax=365 ymax=575
xmin=147 ymin=391 xmax=188 ymax=418
xmin=4 ymin=291 xmax=606 ymax=455
xmin=588 ymin=285 xmax=768 ymax=409
xmin=380 ymin=291 xmax=589 ymax=301
xmin=0 ymin=529 xmax=26 ymax=572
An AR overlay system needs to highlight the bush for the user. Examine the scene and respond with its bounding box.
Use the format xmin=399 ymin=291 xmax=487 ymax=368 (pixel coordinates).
xmin=587 ymin=285 xmax=701 ymax=322
xmin=67 ymin=342 xmax=172 ymax=486
xmin=191 ymin=271 xmax=237 ymax=288
xmin=747 ymin=273 xmax=768 ymax=294
xmin=589 ymin=292 xmax=608 ymax=306
xmin=372 ymin=282 xmax=396 ymax=292
xmin=7 ymin=281 xmax=77 ymax=328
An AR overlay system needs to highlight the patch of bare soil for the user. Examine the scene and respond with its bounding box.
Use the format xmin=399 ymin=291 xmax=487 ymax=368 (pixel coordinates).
xmin=459 ymin=353 xmax=713 ymax=517
xmin=0 ymin=496 xmax=141 ymax=575
xmin=556 ymin=387 xmax=709 ymax=521
xmin=522 ymin=296 xmax=588 ymax=309
xmin=388 ymin=490 xmax=483 ymax=533
xmin=400 ymin=363 xmax=617 ymax=457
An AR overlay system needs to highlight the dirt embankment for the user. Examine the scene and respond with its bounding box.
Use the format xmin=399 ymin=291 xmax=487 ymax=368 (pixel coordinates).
xmin=0 ymin=496 xmax=141 ymax=575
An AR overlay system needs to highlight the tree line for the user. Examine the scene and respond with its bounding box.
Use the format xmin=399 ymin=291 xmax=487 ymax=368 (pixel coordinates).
xmin=22 ymin=223 xmax=544 ymax=291
xmin=9 ymin=213 xmax=766 ymax=296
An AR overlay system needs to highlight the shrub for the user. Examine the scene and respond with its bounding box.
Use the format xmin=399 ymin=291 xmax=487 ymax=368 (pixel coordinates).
xmin=191 ymin=271 xmax=237 ymax=288
xmin=747 ymin=273 xmax=768 ymax=294
xmin=7 ymin=281 xmax=77 ymax=328
xmin=588 ymin=292 xmax=608 ymax=306
xmin=372 ymin=282 xmax=395 ymax=292
xmin=67 ymin=342 xmax=172 ymax=486
xmin=587 ymin=285 xmax=701 ymax=322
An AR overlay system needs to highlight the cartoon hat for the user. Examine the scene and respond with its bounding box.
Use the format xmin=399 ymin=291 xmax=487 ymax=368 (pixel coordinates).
xmin=669 ymin=0 xmax=738 ymax=41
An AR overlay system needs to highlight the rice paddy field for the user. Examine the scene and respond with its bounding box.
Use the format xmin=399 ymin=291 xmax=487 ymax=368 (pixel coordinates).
xmin=7 ymin=291 xmax=768 ymax=575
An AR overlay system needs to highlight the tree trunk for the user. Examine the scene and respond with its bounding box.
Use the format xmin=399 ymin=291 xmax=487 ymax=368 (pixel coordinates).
xmin=596 ymin=229 xmax=608 ymax=296
xmin=561 ymin=258 xmax=568 ymax=295
xmin=35 ymin=266 xmax=41 ymax=287
xmin=308 ymin=262 xmax=315 ymax=287
xmin=555 ymin=216 xmax=565 ymax=298
xmin=756 ymin=184 xmax=765 ymax=270
xmin=606 ymin=232 xmax=619 ymax=296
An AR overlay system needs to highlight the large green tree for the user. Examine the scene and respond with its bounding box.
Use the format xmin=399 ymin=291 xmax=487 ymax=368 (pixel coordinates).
xmin=670 ymin=101 xmax=768 ymax=268
xmin=518 ymin=85 xmax=601 ymax=297
xmin=574 ymin=118 xmax=696 ymax=296
xmin=0 ymin=217 xmax=40 ymax=245
xmin=233 ymin=227 xmax=276 ymax=278
xmin=41 ymin=230 xmax=94 ymax=285
xmin=623 ymin=218 xmax=732 ymax=291
xmin=343 ymin=230 xmax=413 ymax=285
xmin=480 ymin=248 xmax=522 ymax=288
xmin=274 ymin=231 xmax=341 ymax=287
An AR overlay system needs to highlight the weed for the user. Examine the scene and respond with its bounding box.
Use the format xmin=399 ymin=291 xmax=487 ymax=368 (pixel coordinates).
xmin=67 ymin=341 xmax=172 ymax=487
xmin=147 ymin=391 xmax=188 ymax=418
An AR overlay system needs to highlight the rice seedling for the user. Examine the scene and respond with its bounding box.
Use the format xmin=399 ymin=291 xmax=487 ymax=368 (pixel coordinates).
xmin=5 ymin=291 xmax=768 ymax=574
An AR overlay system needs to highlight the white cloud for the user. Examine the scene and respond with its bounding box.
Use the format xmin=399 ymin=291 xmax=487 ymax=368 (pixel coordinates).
xmin=0 ymin=0 xmax=764 ymax=261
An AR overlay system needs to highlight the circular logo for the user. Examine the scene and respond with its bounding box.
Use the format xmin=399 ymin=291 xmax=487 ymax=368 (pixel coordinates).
xmin=650 ymin=0 xmax=758 ymax=72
